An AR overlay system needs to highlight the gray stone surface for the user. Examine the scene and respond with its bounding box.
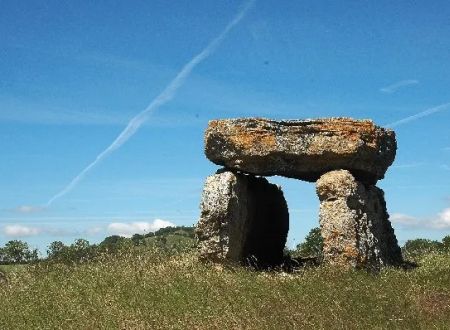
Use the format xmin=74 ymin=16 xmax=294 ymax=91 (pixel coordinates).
xmin=205 ymin=118 xmax=396 ymax=184
xmin=195 ymin=170 xmax=289 ymax=267
xmin=316 ymin=170 xmax=402 ymax=269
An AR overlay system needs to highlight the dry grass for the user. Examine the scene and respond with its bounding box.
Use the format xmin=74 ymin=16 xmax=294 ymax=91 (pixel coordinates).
xmin=1 ymin=248 xmax=449 ymax=329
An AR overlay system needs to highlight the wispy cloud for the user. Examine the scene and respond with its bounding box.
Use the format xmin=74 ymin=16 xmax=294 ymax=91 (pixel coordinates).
xmin=391 ymin=162 xmax=423 ymax=169
xmin=390 ymin=213 xmax=420 ymax=226
xmin=12 ymin=205 xmax=45 ymax=214
xmin=390 ymin=208 xmax=450 ymax=229
xmin=385 ymin=102 xmax=450 ymax=128
xmin=45 ymin=0 xmax=255 ymax=207
xmin=4 ymin=225 xmax=41 ymax=237
xmin=380 ymin=79 xmax=419 ymax=94
xmin=432 ymin=208 xmax=450 ymax=229
xmin=2 ymin=224 xmax=105 ymax=238
xmin=107 ymin=219 xmax=175 ymax=237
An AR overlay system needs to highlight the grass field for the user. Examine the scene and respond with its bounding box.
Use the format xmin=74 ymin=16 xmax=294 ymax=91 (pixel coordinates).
xmin=1 ymin=248 xmax=449 ymax=329
xmin=0 ymin=264 xmax=25 ymax=274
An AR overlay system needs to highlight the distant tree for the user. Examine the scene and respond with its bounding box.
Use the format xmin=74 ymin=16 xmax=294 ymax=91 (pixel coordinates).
xmin=402 ymin=239 xmax=443 ymax=260
xmin=0 ymin=247 xmax=6 ymax=264
xmin=176 ymin=226 xmax=196 ymax=238
xmin=47 ymin=241 xmax=67 ymax=260
xmin=27 ymin=248 xmax=39 ymax=263
xmin=294 ymin=227 xmax=324 ymax=259
xmin=442 ymin=235 xmax=450 ymax=251
xmin=131 ymin=234 xmax=145 ymax=246
xmin=1 ymin=240 xmax=38 ymax=264
xmin=70 ymin=239 xmax=95 ymax=262
xmin=153 ymin=226 xmax=195 ymax=238
xmin=154 ymin=227 xmax=176 ymax=236
xmin=99 ymin=235 xmax=128 ymax=253
xmin=101 ymin=235 xmax=124 ymax=246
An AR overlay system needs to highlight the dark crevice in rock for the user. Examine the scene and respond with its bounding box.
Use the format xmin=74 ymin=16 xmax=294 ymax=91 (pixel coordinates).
xmin=242 ymin=175 xmax=289 ymax=268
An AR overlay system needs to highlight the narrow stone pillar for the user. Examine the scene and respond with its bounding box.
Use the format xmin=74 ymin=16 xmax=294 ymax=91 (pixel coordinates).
xmin=316 ymin=170 xmax=402 ymax=269
xmin=195 ymin=170 xmax=289 ymax=267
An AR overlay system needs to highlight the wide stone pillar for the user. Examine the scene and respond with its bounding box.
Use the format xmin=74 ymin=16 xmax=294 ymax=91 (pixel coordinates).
xmin=316 ymin=170 xmax=402 ymax=269
xmin=195 ymin=170 xmax=289 ymax=267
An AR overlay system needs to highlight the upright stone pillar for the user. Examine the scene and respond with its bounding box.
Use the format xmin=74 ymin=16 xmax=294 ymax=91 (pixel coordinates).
xmin=316 ymin=170 xmax=402 ymax=269
xmin=195 ymin=170 xmax=289 ymax=267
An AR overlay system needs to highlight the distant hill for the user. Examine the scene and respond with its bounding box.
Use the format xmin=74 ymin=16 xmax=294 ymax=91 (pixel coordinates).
xmin=99 ymin=226 xmax=196 ymax=252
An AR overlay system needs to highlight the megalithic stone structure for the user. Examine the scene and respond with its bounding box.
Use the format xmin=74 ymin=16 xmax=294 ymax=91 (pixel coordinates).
xmin=204 ymin=118 xmax=396 ymax=184
xmin=196 ymin=171 xmax=289 ymax=267
xmin=196 ymin=117 xmax=402 ymax=269
xmin=316 ymin=170 xmax=402 ymax=269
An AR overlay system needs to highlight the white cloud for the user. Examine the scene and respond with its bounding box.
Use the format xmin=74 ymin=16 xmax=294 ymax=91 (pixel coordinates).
xmin=390 ymin=213 xmax=419 ymax=226
xmin=430 ymin=208 xmax=450 ymax=229
xmin=4 ymin=225 xmax=41 ymax=237
xmin=380 ymin=79 xmax=419 ymax=93
xmin=2 ymin=225 xmax=80 ymax=238
xmin=390 ymin=208 xmax=450 ymax=230
xmin=107 ymin=219 xmax=175 ymax=237
xmin=14 ymin=205 xmax=45 ymax=214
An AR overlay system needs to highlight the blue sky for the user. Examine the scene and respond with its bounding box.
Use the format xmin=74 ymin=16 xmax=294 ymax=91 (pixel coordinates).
xmin=1 ymin=0 xmax=449 ymax=253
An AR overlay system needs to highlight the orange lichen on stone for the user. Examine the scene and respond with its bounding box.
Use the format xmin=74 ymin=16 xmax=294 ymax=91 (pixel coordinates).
xmin=327 ymin=230 xmax=342 ymax=241
xmin=204 ymin=118 xmax=396 ymax=183
xmin=229 ymin=126 xmax=276 ymax=151
xmin=343 ymin=244 xmax=359 ymax=259
xmin=311 ymin=119 xmax=378 ymax=146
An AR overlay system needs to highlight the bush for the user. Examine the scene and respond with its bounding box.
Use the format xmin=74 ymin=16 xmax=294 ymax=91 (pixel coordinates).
xmin=402 ymin=239 xmax=443 ymax=261
xmin=292 ymin=227 xmax=324 ymax=259
xmin=46 ymin=239 xmax=98 ymax=264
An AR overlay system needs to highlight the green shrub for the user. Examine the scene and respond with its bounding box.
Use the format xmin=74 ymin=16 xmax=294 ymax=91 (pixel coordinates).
xmin=292 ymin=227 xmax=324 ymax=260
xmin=402 ymin=239 xmax=444 ymax=261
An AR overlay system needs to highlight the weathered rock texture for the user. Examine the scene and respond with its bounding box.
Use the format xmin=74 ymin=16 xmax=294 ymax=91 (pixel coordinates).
xmin=196 ymin=170 xmax=289 ymax=267
xmin=205 ymin=118 xmax=396 ymax=184
xmin=316 ymin=170 xmax=402 ymax=269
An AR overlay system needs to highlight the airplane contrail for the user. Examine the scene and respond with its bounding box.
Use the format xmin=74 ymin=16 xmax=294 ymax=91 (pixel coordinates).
xmin=46 ymin=0 xmax=256 ymax=207
xmin=380 ymin=79 xmax=419 ymax=94
xmin=385 ymin=102 xmax=450 ymax=128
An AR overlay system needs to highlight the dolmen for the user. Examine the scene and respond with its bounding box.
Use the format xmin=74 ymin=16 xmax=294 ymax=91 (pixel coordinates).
xmin=195 ymin=118 xmax=402 ymax=270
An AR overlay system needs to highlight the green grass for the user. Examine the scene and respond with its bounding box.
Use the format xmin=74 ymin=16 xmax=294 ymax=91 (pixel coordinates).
xmin=1 ymin=248 xmax=449 ymax=329
xmin=0 ymin=264 xmax=25 ymax=274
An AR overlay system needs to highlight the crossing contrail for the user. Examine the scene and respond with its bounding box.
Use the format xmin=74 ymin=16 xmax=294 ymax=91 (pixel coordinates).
xmin=46 ymin=0 xmax=256 ymax=207
xmin=385 ymin=102 xmax=450 ymax=128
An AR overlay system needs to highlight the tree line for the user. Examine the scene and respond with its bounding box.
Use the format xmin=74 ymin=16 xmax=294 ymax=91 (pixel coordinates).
xmin=0 ymin=226 xmax=195 ymax=265
xmin=1 ymin=226 xmax=449 ymax=265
